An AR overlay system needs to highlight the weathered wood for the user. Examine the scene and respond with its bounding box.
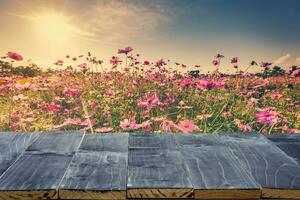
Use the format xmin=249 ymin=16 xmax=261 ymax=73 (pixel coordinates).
xmin=221 ymin=134 xmax=300 ymax=199
xmin=0 ymin=132 xmax=39 ymax=176
xmin=175 ymin=134 xmax=261 ymax=200
xmin=0 ymin=153 xmax=71 ymax=199
xmin=59 ymin=134 xmax=128 ymax=199
xmin=267 ymin=134 xmax=300 ymax=164
xmin=25 ymin=131 xmax=84 ymax=155
xmin=127 ymin=134 xmax=193 ymax=199
xmin=0 ymin=131 xmax=84 ymax=200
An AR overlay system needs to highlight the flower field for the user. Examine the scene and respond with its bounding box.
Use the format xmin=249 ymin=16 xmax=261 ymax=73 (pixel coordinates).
xmin=0 ymin=48 xmax=300 ymax=134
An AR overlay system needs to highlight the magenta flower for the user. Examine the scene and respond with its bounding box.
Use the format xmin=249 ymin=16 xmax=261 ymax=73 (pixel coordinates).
xmin=143 ymin=60 xmax=150 ymax=65
xmin=260 ymin=61 xmax=272 ymax=68
xmin=176 ymin=120 xmax=198 ymax=133
xmin=231 ymin=57 xmax=238 ymax=64
xmin=212 ymin=59 xmax=220 ymax=66
xmin=63 ymin=89 xmax=81 ymax=96
xmin=110 ymin=56 xmax=122 ymax=68
xmin=120 ymin=118 xmax=140 ymax=130
xmin=7 ymin=52 xmax=23 ymax=61
xmin=137 ymin=93 xmax=160 ymax=111
xmin=155 ymin=59 xmax=167 ymax=67
xmin=118 ymin=47 xmax=133 ymax=54
xmin=45 ymin=103 xmax=62 ymax=112
xmin=197 ymin=79 xmax=213 ymax=89
xmin=256 ymin=107 xmax=279 ymax=126
xmin=270 ymin=92 xmax=282 ymax=99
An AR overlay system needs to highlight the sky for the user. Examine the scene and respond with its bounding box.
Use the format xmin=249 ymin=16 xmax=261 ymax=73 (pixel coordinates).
xmin=1 ymin=0 xmax=300 ymax=73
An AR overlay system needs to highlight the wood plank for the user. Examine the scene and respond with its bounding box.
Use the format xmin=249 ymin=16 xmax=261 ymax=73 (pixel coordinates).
xmin=0 ymin=132 xmax=39 ymax=176
xmin=220 ymin=134 xmax=300 ymax=199
xmin=127 ymin=134 xmax=193 ymax=199
xmin=0 ymin=131 xmax=85 ymax=200
xmin=267 ymin=134 xmax=300 ymax=164
xmin=25 ymin=131 xmax=84 ymax=155
xmin=175 ymin=134 xmax=261 ymax=200
xmin=59 ymin=134 xmax=128 ymax=200
xmin=0 ymin=153 xmax=71 ymax=200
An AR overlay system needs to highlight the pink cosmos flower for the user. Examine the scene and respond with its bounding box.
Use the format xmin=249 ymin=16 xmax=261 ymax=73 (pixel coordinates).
xmin=197 ymin=79 xmax=213 ymax=89
xmin=7 ymin=52 xmax=23 ymax=61
xmin=78 ymin=63 xmax=89 ymax=73
xmin=105 ymin=89 xmax=115 ymax=97
xmin=45 ymin=103 xmax=62 ymax=112
xmin=137 ymin=93 xmax=160 ymax=111
xmin=256 ymin=107 xmax=279 ymax=126
xmin=63 ymin=89 xmax=81 ymax=96
xmin=110 ymin=56 xmax=122 ymax=68
xmin=291 ymin=68 xmax=300 ymax=77
xmin=212 ymin=59 xmax=220 ymax=66
xmin=270 ymin=92 xmax=282 ymax=99
xmin=120 ymin=118 xmax=140 ymax=130
xmin=155 ymin=59 xmax=167 ymax=67
xmin=176 ymin=120 xmax=198 ymax=133
xmin=231 ymin=57 xmax=238 ymax=64
xmin=118 ymin=47 xmax=133 ymax=54
xmin=214 ymin=79 xmax=227 ymax=89
xmin=260 ymin=61 xmax=272 ymax=68
xmin=160 ymin=119 xmax=177 ymax=132
xmin=143 ymin=60 xmax=150 ymax=65
xmin=248 ymin=98 xmax=259 ymax=106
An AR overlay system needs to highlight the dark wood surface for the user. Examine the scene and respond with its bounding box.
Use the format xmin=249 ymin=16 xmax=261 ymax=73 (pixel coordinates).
xmin=0 ymin=132 xmax=299 ymax=200
xmin=220 ymin=134 xmax=300 ymax=199
xmin=175 ymin=134 xmax=261 ymax=199
xmin=127 ymin=134 xmax=193 ymax=199
xmin=59 ymin=134 xmax=128 ymax=199
xmin=0 ymin=132 xmax=39 ymax=176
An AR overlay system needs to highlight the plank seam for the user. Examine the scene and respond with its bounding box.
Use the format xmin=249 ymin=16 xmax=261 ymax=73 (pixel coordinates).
xmin=56 ymin=130 xmax=86 ymax=198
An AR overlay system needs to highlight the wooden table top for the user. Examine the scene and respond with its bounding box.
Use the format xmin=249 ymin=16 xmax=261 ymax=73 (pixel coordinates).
xmin=0 ymin=132 xmax=299 ymax=200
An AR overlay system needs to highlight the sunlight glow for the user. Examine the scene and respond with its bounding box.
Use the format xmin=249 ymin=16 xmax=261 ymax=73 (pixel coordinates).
xmin=34 ymin=13 xmax=72 ymax=45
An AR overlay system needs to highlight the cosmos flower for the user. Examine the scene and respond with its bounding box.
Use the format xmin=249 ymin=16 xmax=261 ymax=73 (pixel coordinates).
xmin=270 ymin=92 xmax=282 ymax=99
xmin=176 ymin=120 xmax=199 ymax=133
xmin=7 ymin=52 xmax=23 ymax=61
xmin=137 ymin=93 xmax=160 ymax=111
xmin=231 ymin=57 xmax=238 ymax=64
xmin=260 ymin=61 xmax=272 ymax=68
xmin=155 ymin=59 xmax=167 ymax=67
xmin=45 ymin=103 xmax=62 ymax=112
xmin=118 ymin=47 xmax=133 ymax=54
xmin=120 ymin=118 xmax=140 ymax=130
xmin=143 ymin=60 xmax=150 ymax=65
xmin=110 ymin=56 xmax=122 ymax=68
xmin=63 ymin=89 xmax=81 ymax=96
xmin=212 ymin=59 xmax=220 ymax=66
xmin=256 ymin=107 xmax=279 ymax=126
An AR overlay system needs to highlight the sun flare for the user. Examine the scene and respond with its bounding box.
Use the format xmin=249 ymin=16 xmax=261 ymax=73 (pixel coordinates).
xmin=34 ymin=13 xmax=72 ymax=44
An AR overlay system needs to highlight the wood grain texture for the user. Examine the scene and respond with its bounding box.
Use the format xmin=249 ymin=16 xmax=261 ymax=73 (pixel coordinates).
xmin=194 ymin=189 xmax=261 ymax=200
xmin=220 ymin=134 xmax=300 ymax=199
xmin=267 ymin=134 xmax=300 ymax=164
xmin=175 ymin=134 xmax=260 ymax=200
xmin=127 ymin=134 xmax=193 ymax=199
xmin=0 ymin=153 xmax=72 ymax=191
xmin=0 ymin=132 xmax=39 ymax=175
xmin=25 ymin=131 xmax=84 ymax=156
xmin=59 ymin=134 xmax=128 ymax=200
xmin=0 ymin=190 xmax=57 ymax=200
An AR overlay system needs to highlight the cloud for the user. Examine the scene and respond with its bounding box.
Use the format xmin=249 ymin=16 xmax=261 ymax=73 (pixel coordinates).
xmin=296 ymin=57 xmax=300 ymax=64
xmin=273 ymin=53 xmax=291 ymax=65
xmin=82 ymin=0 xmax=172 ymax=43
